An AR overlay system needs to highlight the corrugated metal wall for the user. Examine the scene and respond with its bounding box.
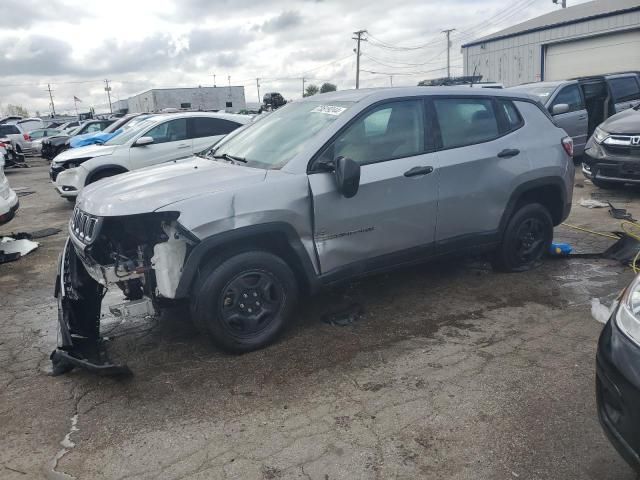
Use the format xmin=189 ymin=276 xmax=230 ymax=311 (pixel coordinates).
xmin=462 ymin=9 xmax=640 ymax=86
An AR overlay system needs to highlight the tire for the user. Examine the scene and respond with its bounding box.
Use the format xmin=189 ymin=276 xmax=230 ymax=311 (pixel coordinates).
xmin=190 ymin=250 xmax=298 ymax=353
xmin=591 ymin=178 xmax=621 ymax=190
xmin=493 ymin=203 xmax=553 ymax=273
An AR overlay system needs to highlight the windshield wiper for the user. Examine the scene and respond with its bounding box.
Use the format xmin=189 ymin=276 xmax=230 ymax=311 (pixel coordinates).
xmin=212 ymin=153 xmax=248 ymax=163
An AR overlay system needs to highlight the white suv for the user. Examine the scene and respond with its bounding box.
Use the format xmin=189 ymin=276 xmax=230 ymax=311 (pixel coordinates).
xmin=50 ymin=112 xmax=251 ymax=200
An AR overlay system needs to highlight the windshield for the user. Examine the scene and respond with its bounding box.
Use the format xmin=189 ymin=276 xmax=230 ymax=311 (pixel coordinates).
xmin=67 ymin=126 xmax=82 ymax=135
xmin=509 ymin=84 xmax=558 ymax=101
xmin=103 ymin=117 xmax=159 ymax=146
xmin=211 ymin=101 xmax=354 ymax=169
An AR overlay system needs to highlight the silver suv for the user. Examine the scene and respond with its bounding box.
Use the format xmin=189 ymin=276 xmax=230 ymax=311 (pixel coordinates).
xmin=51 ymin=87 xmax=575 ymax=374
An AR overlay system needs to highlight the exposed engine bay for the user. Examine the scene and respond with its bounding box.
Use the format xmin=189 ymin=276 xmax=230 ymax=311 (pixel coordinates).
xmin=51 ymin=208 xmax=195 ymax=375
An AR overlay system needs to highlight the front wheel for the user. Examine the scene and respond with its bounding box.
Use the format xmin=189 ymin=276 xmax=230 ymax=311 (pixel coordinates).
xmin=190 ymin=251 xmax=298 ymax=353
xmin=493 ymin=203 xmax=553 ymax=272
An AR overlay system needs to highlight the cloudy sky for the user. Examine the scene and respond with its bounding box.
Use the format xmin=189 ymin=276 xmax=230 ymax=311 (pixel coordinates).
xmin=0 ymin=0 xmax=588 ymax=115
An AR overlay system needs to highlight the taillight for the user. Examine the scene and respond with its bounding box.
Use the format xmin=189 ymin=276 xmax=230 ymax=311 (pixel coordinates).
xmin=562 ymin=136 xmax=573 ymax=157
xmin=23 ymin=133 xmax=30 ymax=141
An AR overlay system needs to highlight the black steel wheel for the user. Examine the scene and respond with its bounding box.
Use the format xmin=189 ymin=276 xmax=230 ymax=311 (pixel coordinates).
xmin=191 ymin=250 xmax=298 ymax=353
xmin=493 ymin=203 xmax=553 ymax=272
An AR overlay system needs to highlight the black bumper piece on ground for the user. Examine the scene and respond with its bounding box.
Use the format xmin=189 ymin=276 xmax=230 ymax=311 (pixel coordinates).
xmin=51 ymin=238 xmax=131 ymax=376
xmin=596 ymin=315 xmax=640 ymax=474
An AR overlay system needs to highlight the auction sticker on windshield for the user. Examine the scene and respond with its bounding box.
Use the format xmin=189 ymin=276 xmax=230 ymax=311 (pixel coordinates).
xmin=311 ymin=105 xmax=347 ymax=115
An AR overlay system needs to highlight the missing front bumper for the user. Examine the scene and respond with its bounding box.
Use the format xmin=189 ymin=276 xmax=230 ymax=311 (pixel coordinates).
xmin=50 ymin=238 xmax=132 ymax=376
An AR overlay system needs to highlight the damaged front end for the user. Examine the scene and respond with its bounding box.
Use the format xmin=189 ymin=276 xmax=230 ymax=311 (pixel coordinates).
xmin=51 ymin=208 xmax=195 ymax=375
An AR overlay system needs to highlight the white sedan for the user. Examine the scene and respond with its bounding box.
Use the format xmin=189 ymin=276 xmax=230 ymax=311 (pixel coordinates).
xmin=50 ymin=112 xmax=251 ymax=200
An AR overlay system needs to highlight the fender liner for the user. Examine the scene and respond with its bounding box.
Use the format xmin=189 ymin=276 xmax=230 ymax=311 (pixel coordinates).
xmin=85 ymin=164 xmax=129 ymax=185
xmin=174 ymin=222 xmax=320 ymax=299
xmin=498 ymin=176 xmax=569 ymax=234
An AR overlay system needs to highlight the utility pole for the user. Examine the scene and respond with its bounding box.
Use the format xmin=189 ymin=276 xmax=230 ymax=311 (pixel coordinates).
xmin=442 ymin=29 xmax=455 ymax=79
xmin=256 ymin=78 xmax=261 ymax=103
xmin=211 ymin=73 xmax=217 ymax=87
xmin=389 ymin=75 xmax=393 ymax=86
xmin=352 ymin=29 xmax=367 ymax=89
xmin=46 ymin=84 xmax=56 ymax=117
xmin=104 ymin=79 xmax=113 ymax=113
xmin=302 ymin=77 xmax=306 ymax=97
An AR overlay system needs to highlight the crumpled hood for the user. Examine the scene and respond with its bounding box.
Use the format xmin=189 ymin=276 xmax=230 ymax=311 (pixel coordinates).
xmin=53 ymin=144 xmax=116 ymax=163
xmin=602 ymin=108 xmax=640 ymax=135
xmin=77 ymin=157 xmax=267 ymax=217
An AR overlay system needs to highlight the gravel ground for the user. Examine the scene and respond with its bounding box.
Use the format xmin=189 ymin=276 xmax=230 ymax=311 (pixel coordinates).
xmin=1 ymin=158 xmax=639 ymax=479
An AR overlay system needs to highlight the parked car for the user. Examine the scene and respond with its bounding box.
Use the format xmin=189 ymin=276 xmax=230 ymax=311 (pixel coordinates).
xmin=28 ymin=128 xmax=62 ymax=155
xmin=581 ymin=105 xmax=640 ymax=188
xmin=509 ymin=72 xmax=640 ymax=157
xmin=0 ymin=123 xmax=32 ymax=156
xmin=51 ymin=87 xmax=574 ymax=373
xmin=59 ymin=120 xmax=82 ymax=132
xmin=596 ymin=272 xmax=640 ymax=474
xmin=0 ymin=145 xmax=18 ymax=225
xmin=263 ymin=92 xmax=286 ymax=110
xmin=50 ymin=112 xmax=250 ymax=201
xmin=41 ymin=119 xmax=114 ymax=160
xmin=68 ymin=113 xmax=152 ymax=149
xmin=16 ymin=117 xmax=44 ymax=132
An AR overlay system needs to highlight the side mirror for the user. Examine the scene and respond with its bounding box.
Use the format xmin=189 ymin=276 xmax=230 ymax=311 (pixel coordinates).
xmin=334 ymin=156 xmax=360 ymax=198
xmin=134 ymin=136 xmax=154 ymax=146
xmin=551 ymin=103 xmax=570 ymax=115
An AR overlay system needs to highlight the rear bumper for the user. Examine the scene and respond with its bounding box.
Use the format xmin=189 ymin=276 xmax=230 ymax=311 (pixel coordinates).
xmin=596 ymin=314 xmax=640 ymax=473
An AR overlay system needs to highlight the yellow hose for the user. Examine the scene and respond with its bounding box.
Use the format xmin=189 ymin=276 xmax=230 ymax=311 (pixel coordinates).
xmin=561 ymin=221 xmax=640 ymax=272
xmin=560 ymin=223 xmax=619 ymax=240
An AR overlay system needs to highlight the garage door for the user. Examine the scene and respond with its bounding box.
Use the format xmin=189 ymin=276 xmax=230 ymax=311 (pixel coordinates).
xmin=545 ymin=29 xmax=640 ymax=80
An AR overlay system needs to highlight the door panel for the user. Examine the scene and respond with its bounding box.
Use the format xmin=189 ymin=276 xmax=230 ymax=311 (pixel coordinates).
xmin=192 ymin=135 xmax=223 ymax=153
xmin=433 ymin=97 xmax=530 ymax=245
xmin=128 ymin=119 xmax=192 ymax=169
xmin=553 ymin=110 xmax=588 ymax=155
xmin=309 ymin=153 xmax=439 ymax=274
xmin=309 ymin=98 xmax=439 ymax=275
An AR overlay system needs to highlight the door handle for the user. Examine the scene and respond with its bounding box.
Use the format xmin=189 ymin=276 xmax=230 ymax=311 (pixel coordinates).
xmin=177 ymin=144 xmax=190 ymax=149
xmin=578 ymin=115 xmax=587 ymax=120
xmin=497 ymin=148 xmax=520 ymax=158
xmin=404 ymin=166 xmax=434 ymax=177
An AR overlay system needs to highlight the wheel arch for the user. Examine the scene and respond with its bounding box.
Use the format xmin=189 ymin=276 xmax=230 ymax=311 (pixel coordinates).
xmin=85 ymin=164 xmax=129 ymax=185
xmin=175 ymin=222 xmax=320 ymax=299
xmin=499 ymin=177 xmax=568 ymax=232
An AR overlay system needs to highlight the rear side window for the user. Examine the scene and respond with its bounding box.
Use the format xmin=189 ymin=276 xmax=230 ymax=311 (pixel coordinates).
xmin=189 ymin=117 xmax=240 ymax=139
xmin=609 ymin=77 xmax=640 ymax=102
xmin=498 ymin=100 xmax=523 ymax=130
xmin=433 ymin=98 xmax=499 ymax=149
xmin=550 ymin=84 xmax=584 ymax=113
xmin=0 ymin=125 xmax=20 ymax=135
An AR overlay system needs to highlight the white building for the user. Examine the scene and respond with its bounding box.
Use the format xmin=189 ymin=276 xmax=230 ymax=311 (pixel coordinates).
xmin=122 ymin=86 xmax=246 ymax=114
xmin=461 ymin=0 xmax=640 ymax=87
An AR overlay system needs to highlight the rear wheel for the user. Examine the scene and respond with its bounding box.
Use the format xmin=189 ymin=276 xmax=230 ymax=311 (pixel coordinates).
xmin=493 ymin=203 xmax=553 ymax=272
xmin=190 ymin=251 xmax=298 ymax=353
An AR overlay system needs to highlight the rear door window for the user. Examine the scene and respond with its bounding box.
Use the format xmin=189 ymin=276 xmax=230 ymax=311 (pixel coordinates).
xmin=433 ymin=98 xmax=499 ymax=149
xmin=189 ymin=117 xmax=240 ymax=138
xmin=550 ymin=84 xmax=584 ymax=113
xmin=608 ymin=77 xmax=640 ymax=102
